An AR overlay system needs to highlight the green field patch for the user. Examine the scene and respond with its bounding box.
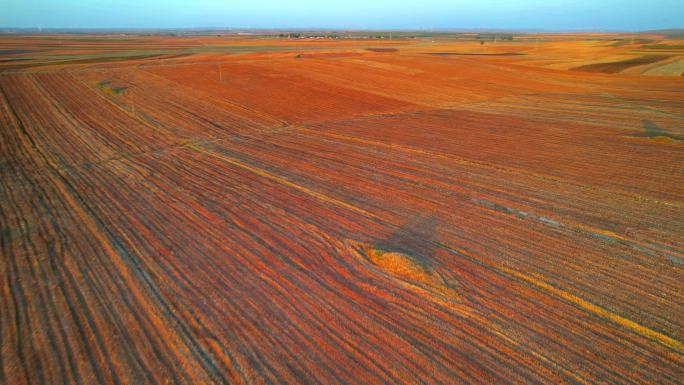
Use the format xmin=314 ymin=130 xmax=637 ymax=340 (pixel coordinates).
xmin=97 ymin=80 xmax=127 ymax=95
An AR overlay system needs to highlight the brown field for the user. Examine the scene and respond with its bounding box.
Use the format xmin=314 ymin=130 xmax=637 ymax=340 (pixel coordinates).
xmin=1 ymin=32 xmax=683 ymax=384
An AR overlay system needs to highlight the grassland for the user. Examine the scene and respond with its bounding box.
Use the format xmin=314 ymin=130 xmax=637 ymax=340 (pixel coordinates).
xmin=1 ymin=32 xmax=683 ymax=385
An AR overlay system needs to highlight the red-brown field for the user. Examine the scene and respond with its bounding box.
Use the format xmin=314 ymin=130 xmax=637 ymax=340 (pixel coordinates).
xmin=1 ymin=33 xmax=683 ymax=384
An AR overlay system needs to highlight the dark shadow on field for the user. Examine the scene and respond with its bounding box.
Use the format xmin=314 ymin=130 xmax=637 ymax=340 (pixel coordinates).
xmin=573 ymin=55 xmax=669 ymax=73
xmin=375 ymin=214 xmax=439 ymax=269
xmin=643 ymin=120 xmax=669 ymax=137
xmin=638 ymin=120 xmax=682 ymax=141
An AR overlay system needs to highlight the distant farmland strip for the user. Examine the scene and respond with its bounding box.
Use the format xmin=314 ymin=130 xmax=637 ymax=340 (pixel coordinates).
xmin=0 ymin=53 xmax=165 ymax=71
xmin=643 ymin=44 xmax=684 ymax=49
xmin=365 ymin=47 xmax=399 ymax=52
xmin=425 ymin=52 xmax=525 ymax=56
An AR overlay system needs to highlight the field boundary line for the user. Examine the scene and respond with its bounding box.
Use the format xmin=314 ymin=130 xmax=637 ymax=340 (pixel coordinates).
xmin=187 ymin=143 xmax=381 ymax=220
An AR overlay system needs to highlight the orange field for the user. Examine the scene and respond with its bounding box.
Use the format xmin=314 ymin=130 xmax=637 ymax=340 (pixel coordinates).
xmin=1 ymin=33 xmax=683 ymax=384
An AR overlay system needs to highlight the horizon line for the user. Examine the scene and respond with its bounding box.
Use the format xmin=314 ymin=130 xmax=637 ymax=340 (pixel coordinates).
xmin=2 ymin=26 xmax=682 ymax=34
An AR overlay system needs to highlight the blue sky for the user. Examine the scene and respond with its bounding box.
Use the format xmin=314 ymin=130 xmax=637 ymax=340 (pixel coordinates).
xmin=2 ymin=0 xmax=682 ymax=31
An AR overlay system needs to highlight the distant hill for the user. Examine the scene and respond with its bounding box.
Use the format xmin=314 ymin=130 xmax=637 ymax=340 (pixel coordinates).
xmin=642 ymin=29 xmax=684 ymax=38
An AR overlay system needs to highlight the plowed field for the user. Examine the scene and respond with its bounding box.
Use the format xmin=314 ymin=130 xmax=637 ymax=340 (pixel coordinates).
xmin=1 ymin=33 xmax=683 ymax=385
